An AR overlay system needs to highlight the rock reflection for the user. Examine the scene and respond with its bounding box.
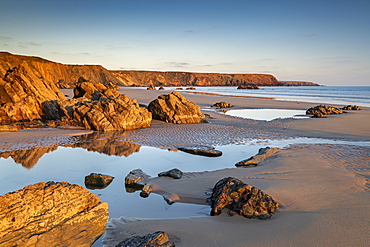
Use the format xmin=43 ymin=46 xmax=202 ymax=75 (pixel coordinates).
xmin=0 ymin=131 xmax=141 ymax=169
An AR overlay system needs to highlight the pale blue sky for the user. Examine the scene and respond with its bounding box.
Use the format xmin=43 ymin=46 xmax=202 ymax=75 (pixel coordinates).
xmin=1 ymin=0 xmax=369 ymax=86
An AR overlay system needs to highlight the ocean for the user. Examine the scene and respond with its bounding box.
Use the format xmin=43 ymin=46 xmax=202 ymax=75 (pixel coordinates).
xmin=174 ymin=86 xmax=370 ymax=108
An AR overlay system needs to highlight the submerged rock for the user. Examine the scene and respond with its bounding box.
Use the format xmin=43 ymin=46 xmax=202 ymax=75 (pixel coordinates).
xmin=342 ymin=105 xmax=361 ymax=110
xmin=306 ymin=105 xmax=343 ymax=116
xmin=235 ymin=147 xmax=281 ymax=167
xmin=178 ymin=145 xmax=222 ymax=157
xmin=209 ymin=177 xmax=279 ymax=219
xmin=0 ymin=181 xmax=108 ymax=246
xmin=211 ymin=101 xmax=233 ymax=108
xmin=125 ymin=169 xmax=151 ymax=192
xmin=158 ymin=168 xmax=183 ymax=179
xmin=148 ymin=91 xmax=205 ymax=124
xmin=116 ymin=231 xmax=174 ymax=247
xmin=85 ymin=172 xmax=114 ymax=189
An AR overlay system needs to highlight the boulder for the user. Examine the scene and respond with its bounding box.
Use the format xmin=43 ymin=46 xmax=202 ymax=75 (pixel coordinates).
xmin=235 ymin=147 xmax=281 ymax=167
xmin=178 ymin=145 xmax=222 ymax=157
xmin=147 ymin=85 xmax=156 ymax=90
xmin=306 ymin=105 xmax=343 ymax=116
xmin=237 ymin=85 xmax=260 ymax=89
xmin=209 ymin=177 xmax=279 ymax=219
xmin=73 ymin=81 xmax=121 ymax=100
xmin=211 ymin=101 xmax=233 ymax=108
xmin=148 ymin=91 xmax=205 ymax=124
xmin=0 ymin=181 xmax=108 ymax=246
xmin=158 ymin=168 xmax=183 ymax=179
xmin=84 ymin=172 xmax=114 ymax=189
xmin=125 ymin=169 xmax=151 ymax=192
xmin=42 ymin=94 xmax=152 ymax=131
xmin=342 ymin=105 xmax=361 ymax=110
xmin=116 ymin=231 xmax=174 ymax=247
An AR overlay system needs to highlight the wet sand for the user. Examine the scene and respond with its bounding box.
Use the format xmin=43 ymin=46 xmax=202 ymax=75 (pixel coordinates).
xmin=101 ymin=88 xmax=370 ymax=247
xmin=1 ymin=88 xmax=369 ymax=246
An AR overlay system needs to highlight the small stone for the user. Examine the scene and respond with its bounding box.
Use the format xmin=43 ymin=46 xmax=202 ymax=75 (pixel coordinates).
xmin=178 ymin=145 xmax=222 ymax=157
xmin=84 ymin=173 xmax=114 ymax=189
xmin=158 ymin=168 xmax=183 ymax=179
xmin=211 ymin=101 xmax=233 ymax=108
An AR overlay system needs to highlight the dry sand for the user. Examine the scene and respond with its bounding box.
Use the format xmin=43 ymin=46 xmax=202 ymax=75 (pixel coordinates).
xmin=1 ymin=88 xmax=369 ymax=246
xmin=102 ymin=88 xmax=370 ymax=247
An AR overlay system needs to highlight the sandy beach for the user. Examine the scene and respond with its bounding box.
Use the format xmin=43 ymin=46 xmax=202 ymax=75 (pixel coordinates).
xmin=1 ymin=88 xmax=369 ymax=247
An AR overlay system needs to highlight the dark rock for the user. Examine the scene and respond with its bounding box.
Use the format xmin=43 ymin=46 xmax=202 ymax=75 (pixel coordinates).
xmin=125 ymin=169 xmax=151 ymax=192
xmin=84 ymin=173 xmax=114 ymax=189
xmin=306 ymin=105 xmax=343 ymax=116
xmin=235 ymin=147 xmax=281 ymax=167
xmin=116 ymin=231 xmax=174 ymax=247
xmin=148 ymin=91 xmax=205 ymax=124
xmin=209 ymin=177 xmax=279 ymax=219
xmin=158 ymin=86 xmax=165 ymax=90
xmin=186 ymin=87 xmax=196 ymax=90
xmin=342 ymin=105 xmax=361 ymax=110
xmin=211 ymin=101 xmax=233 ymax=108
xmin=178 ymin=145 xmax=222 ymax=157
xmin=0 ymin=181 xmax=108 ymax=246
xmin=312 ymin=112 xmax=326 ymax=118
xmin=158 ymin=168 xmax=183 ymax=179
xmin=237 ymin=85 xmax=260 ymax=89
xmin=175 ymin=87 xmax=183 ymax=90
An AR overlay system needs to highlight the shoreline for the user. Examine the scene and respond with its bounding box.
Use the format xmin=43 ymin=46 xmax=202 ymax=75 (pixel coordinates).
xmin=1 ymin=88 xmax=369 ymax=247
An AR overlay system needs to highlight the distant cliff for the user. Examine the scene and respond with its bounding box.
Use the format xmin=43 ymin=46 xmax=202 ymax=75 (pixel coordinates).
xmin=0 ymin=52 xmax=319 ymax=87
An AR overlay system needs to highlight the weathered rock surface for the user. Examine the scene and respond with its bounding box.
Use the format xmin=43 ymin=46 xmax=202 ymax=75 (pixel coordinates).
xmin=0 ymin=65 xmax=66 ymax=123
xmin=209 ymin=177 xmax=279 ymax=219
xmin=237 ymin=85 xmax=260 ymax=89
xmin=147 ymin=84 xmax=156 ymax=90
xmin=0 ymin=181 xmax=108 ymax=246
xmin=158 ymin=168 xmax=183 ymax=179
xmin=342 ymin=105 xmax=361 ymax=110
xmin=178 ymin=145 xmax=222 ymax=157
xmin=116 ymin=231 xmax=174 ymax=247
xmin=42 ymin=91 xmax=152 ymax=131
xmin=73 ymin=81 xmax=120 ymax=100
xmin=211 ymin=101 xmax=233 ymax=108
xmin=148 ymin=91 xmax=206 ymax=124
xmin=235 ymin=147 xmax=281 ymax=167
xmin=85 ymin=173 xmax=114 ymax=189
xmin=306 ymin=105 xmax=343 ymax=116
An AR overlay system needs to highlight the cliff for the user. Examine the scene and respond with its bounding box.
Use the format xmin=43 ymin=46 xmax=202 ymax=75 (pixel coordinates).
xmin=0 ymin=52 xmax=319 ymax=87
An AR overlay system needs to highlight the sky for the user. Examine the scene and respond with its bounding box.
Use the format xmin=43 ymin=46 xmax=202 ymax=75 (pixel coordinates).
xmin=0 ymin=0 xmax=369 ymax=86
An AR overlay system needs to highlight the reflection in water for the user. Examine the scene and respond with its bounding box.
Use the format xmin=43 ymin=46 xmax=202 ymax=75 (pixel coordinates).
xmin=0 ymin=131 xmax=142 ymax=169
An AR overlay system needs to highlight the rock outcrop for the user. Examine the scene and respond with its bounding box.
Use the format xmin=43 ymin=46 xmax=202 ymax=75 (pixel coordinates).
xmin=116 ymin=231 xmax=174 ymax=247
xmin=211 ymin=101 xmax=233 ymax=108
xmin=237 ymin=85 xmax=260 ymax=89
xmin=209 ymin=177 xmax=279 ymax=219
xmin=342 ymin=105 xmax=361 ymax=110
xmin=42 ymin=84 xmax=152 ymax=131
xmin=84 ymin=173 xmax=114 ymax=189
xmin=0 ymin=65 xmax=66 ymax=123
xmin=235 ymin=147 xmax=281 ymax=167
xmin=148 ymin=91 xmax=205 ymax=124
xmin=0 ymin=181 xmax=108 ymax=246
xmin=306 ymin=105 xmax=343 ymax=116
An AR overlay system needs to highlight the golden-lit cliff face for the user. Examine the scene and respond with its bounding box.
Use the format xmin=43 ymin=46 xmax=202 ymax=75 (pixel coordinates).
xmin=0 ymin=52 xmax=319 ymax=87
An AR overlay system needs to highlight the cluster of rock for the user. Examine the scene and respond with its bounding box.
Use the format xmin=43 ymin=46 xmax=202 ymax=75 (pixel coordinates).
xmin=0 ymin=181 xmax=108 ymax=246
xmin=235 ymin=147 xmax=281 ymax=167
xmin=306 ymin=105 xmax=343 ymax=118
xmin=116 ymin=231 xmax=174 ymax=247
xmin=148 ymin=91 xmax=206 ymax=124
xmin=237 ymin=85 xmax=260 ymax=89
xmin=211 ymin=101 xmax=233 ymax=108
xmin=209 ymin=177 xmax=279 ymax=219
xmin=342 ymin=105 xmax=361 ymax=110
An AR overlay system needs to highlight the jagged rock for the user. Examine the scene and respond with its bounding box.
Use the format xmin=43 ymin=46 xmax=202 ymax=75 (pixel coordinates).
xmin=116 ymin=231 xmax=174 ymax=247
xmin=158 ymin=168 xmax=183 ymax=179
xmin=178 ymin=145 xmax=222 ymax=157
xmin=125 ymin=169 xmax=151 ymax=192
xmin=74 ymin=81 xmax=121 ymax=100
xmin=312 ymin=112 xmax=326 ymax=118
xmin=42 ymin=94 xmax=152 ymax=131
xmin=306 ymin=105 xmax=343 ymax=116
xmin=235 ymin=147 xmax=281 ymax=167
xmin=237 ymin=85 xmax=260 ymax=89
xmin=0 ymin=65 xmax=66 ymax=123
xmin=211 ymin=101 xmax=233 ymax=108
xmin=85 ymin=173 xmax=114 ymax=189
xmin=209 ymin=177 xmax=279 ymax=219
xmin=0 ymin=181 xmax=108 ymax=246
xmin=342 ymin=105 xmax=361 ymax=110
xmin=148 ymin=91 xmax=205 ymax=124
xmin=147 ymin=85 xmax=156 ymax=90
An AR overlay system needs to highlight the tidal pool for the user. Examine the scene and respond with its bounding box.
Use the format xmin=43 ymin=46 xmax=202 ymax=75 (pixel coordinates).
xmin=224 ymin=108 xmax=308 ymax=121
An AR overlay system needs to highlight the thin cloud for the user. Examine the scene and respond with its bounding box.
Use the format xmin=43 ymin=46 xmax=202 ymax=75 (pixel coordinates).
xmin=166 ymin=61 xmax=191 ymax=68
xmin=306 ymin=33 xmax=319 ymax=37
xmin=0 ymin=36 xmax=12 ymax=40
xmin=18 ymin=42 xmax=42 ymax=48
xmin=184 ymin=30 xmax=195 ymax=33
